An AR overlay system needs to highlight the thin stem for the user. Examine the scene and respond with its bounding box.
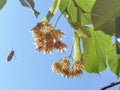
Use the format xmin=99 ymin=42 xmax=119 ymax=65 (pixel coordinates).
xmin=53 ymin=11 xmax=64 ymax=29
xmin=69 ymin=39 xmax=74 ymax=57
xmin=53 ymin=0 xmax=72 ymax=29
xmin=100 ymin=81 xmax=120 ymax=90
xmin=67 ymin=32 xmax=78 ymax=61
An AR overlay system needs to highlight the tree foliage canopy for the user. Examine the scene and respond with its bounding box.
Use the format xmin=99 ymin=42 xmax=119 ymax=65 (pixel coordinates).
xmin=1 ymin=0 xmax=120 ymax=78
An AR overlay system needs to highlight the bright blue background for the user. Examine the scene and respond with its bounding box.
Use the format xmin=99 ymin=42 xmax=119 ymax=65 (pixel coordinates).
xmin=0 ymin=0 xmax=119 ymax=90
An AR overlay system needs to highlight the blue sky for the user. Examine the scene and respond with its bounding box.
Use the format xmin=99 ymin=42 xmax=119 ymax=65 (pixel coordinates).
xmin=0 ymin=0 xmax=119 ymax=90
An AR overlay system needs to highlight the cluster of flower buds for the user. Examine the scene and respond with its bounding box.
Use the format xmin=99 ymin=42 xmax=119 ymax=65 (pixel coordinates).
xmin=31 ymin=22 xmax=67 ymax=53
xmin=52 ymin=58 xmax=83 ymax=78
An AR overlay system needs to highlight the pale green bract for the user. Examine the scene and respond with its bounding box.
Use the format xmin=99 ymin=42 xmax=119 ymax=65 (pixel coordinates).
xmin=42 ymin=0 xmax=60 ymax=22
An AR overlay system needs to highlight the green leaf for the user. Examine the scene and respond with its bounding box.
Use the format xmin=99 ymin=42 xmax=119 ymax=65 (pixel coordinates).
xmin=108 ymin=44 xmax=120 ymax=77
xmin=0 ymin=0 xmax=7 ymax=10
xmin=82 ymin=29 xmax=112 ymax=73
xmin=75 ymin=0 xmax=95 ymax=12
xmin=42 ymin=0 xmax=60 ymax=22
xmin=92 ymin=0 xmax=120 ymax=35
xmin=59 ymin=0 xmax=95 ymax=25
xmin=68 ymin=19 xmax=91 ymax=38
xmin=59 ymin=0 xmax=95 ymax=38
xmin=75 ymin=0 xmax=96 ymax=25
xmin=19 ymin=0 xmax=40 ymax=18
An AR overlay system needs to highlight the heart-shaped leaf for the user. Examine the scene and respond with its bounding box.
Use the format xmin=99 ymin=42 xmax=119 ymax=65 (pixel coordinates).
xmin=92 ymin=0 xmax=120 ymax=35
xmin=82 ymin=29 xmax=112 ymax=73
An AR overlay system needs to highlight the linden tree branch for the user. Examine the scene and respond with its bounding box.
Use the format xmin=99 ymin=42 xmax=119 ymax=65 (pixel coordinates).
xmin=100 ymin=81 xmax=120 ymax=90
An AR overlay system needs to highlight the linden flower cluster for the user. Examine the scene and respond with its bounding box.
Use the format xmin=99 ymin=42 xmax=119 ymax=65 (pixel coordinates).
xmin=52 ymin=58 xmax=83 ymax=78
xmin=31 ymin=22 xmax=67 ymax=53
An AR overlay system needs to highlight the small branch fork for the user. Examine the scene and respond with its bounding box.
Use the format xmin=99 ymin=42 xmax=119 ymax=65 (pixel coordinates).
xmin=100 ymin=81 xmax=120 ymax=90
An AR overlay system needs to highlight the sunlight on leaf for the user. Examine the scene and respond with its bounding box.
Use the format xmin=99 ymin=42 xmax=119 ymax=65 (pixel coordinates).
xmin=60 ymin=0 xmax=95 ymax=25
xmin=0 ymin=0 xmax=7 ymax=10
xmin=82 ymin=28 xmax=112 ymax=73
xmin=59 ymin=0 xmax=95 ymax=38
xmin=19 ymin=0 xmax=40 ymax=18
xmin=108 ymin=44 xmax=120 ymax=77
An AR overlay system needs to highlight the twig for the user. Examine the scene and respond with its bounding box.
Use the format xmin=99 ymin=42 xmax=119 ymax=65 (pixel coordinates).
xmin=100 ymin=81 xmax=120 ymax=90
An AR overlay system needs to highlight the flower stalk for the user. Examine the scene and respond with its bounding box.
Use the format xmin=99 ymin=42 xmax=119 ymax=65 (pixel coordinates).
xmin=73 ymin=32 xmax=82 ymax=61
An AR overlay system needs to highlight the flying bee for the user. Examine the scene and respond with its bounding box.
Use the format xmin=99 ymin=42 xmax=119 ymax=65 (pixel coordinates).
xmin=7 ymin=50 xmax=15 ymax=62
